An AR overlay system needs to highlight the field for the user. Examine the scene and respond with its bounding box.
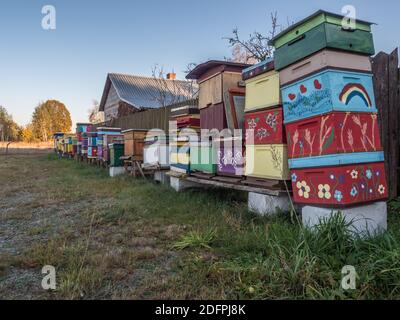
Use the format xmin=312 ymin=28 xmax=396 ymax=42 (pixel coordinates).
xmin=1 ymin=154 xmax=400 ymax=300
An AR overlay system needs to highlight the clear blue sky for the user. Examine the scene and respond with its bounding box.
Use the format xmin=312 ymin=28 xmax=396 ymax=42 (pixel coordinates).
xmin=1 ymin=0 xmax=399 ymax=126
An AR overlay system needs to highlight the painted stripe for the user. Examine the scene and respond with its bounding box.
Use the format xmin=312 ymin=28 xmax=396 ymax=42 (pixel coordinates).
xmin=289 ymin=152 xmax=384 ymax=169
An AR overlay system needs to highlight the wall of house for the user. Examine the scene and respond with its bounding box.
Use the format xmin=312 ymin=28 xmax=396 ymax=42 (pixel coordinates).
xmin=104 ymin=84 xmax=120 ymax=121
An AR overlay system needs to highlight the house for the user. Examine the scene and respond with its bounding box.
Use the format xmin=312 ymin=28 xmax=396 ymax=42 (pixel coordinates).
xmin=99 ymin=73 xmax=197 ymax=121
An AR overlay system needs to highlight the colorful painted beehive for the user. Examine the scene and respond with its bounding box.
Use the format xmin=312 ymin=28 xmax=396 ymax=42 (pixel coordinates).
xmin=53 ymin=133 xmax=64 ymax=152
xmin=143 ymin=135 xmax=170 ymax=169
xmin=102 ymin=134 xmax=124 ymax=164
xmin=279 ymin=49 xmax=372 ymax=86
xmin=96 ymin=127 xmax=121 ymax=162
xmin=190 ymin=141 xmax=217 ymax=174
xmin=245 ymin=144 xmax=290 ymax=180
xmin=216 ymin=137 xmax=245 ymax=176
xmin=281 ymin=69 xmax=377 ymax=124
xmin=291 ymin=162 xmax=388 ymax=206
xmin=109 ymin=143 xmax=124 ymax=167
xmin=87 ymin=133 xmax=98 ymax=159
xmin=122 ymin=129 xmax=147 ymax=159
xmin=244 ymin=69 xmax=281 ymax=112
xmin=270 ymin=10 xmax=374 ymax=70
xmin=176 ymin=115 xmax=200 ymax=129
xmin=244 ymin=107 xmax=286 ymax=145
xmin=170 ymin=140 xmax=190 ymax=174
xmin=76 ymin=123 xmax=91 ymax=156
xmin=286 ymin=112 xmax=382 ymax=159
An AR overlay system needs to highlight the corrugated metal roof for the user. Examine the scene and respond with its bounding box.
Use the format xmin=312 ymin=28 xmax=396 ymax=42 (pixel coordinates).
xmin=99 ymin=73 xmax=198 ymax=111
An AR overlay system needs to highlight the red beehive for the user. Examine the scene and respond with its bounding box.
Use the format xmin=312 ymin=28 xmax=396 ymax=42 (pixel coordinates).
xmin=291 ymin=162 xmax=388 ymax=207
xmin=285 ymin=112 xmax=382 ymax=159
xmin=244 ymin=107 xmax=286 ymax=145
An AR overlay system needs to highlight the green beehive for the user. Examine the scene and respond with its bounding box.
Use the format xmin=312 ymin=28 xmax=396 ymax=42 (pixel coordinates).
xmin=269 ymin=10 xmax=375 ymax=70
xmin=190 ymin=141 xmax=217 ymax=174
xmin=109 ymin=143 xmax=124 ymax=167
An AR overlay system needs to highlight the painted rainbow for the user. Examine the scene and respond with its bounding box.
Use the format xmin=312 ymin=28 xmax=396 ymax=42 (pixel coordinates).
xmin=339 ymin=83 xmax=372 ymax=107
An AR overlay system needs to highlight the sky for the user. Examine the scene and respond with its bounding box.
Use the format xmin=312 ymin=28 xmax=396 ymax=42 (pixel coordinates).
xmin=1 ymin=0 xmax=399 ymax=127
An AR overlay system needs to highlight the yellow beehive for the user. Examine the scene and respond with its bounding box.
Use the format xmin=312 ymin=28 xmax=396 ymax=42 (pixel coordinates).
xmin=245 ymin=144 xmax=290 ymax=180
xmin=244 ymin=70 xmax=281 ymax=112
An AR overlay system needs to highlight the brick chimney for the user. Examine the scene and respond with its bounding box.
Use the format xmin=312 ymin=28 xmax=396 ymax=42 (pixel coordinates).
xmin=166 ymin=72 xmax=176 ymax=80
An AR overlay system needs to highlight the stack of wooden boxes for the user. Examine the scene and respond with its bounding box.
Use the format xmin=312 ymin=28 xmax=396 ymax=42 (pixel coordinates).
xmin=269 ymin=10 xmax=388 ymax=210
xmin=76 ymin=123 xmax=92 ymax=158
xmin=185 ymin=61 xmax=249 ymax=177
xmin=122 ymin=129 xmax=147 ymax=161
xmin=143 ymin=131 xmax=170 ymax=169
xmin=243 ymin=59 xmax=290 ymax=186
xmin=102 ymin=132 xmax=124 ymax=165
xmin=53 ymin=133 xmax=64 ymax=154
xmin=96 ymin=127 xmax=122 ymax=165
xmin=87 ymin=132 xmax=98 ymax=160
xmin=169 ymin=105 xmax=200 ymax=175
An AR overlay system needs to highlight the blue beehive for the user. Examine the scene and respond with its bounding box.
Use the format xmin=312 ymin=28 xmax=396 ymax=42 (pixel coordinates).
xmin=281 ymin=69 xmax=377 ymax=124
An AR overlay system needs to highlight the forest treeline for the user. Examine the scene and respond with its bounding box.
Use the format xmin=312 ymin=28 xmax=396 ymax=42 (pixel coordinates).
xmin=0 ymin=100 xmax=72 ymax=142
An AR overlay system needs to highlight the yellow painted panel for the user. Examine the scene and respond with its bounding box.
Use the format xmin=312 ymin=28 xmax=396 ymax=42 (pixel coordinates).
xmin=245 ymin=144 xmax=290 ymax=180
xmin=245 ymin=71 xmax=281 ymax=112
xmin=170 ymin=153 xmax=190 ymax=165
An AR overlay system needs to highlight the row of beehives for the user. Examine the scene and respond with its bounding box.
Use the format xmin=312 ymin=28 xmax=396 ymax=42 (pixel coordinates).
xmin=54 ymin=9 xmax=389 ymax=209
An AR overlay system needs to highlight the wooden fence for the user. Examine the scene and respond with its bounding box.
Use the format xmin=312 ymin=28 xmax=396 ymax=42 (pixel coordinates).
xmin=372 ymin=48 xmax=400 ymax=198
xmin=96 ymin=99 xmax=198 ymax=132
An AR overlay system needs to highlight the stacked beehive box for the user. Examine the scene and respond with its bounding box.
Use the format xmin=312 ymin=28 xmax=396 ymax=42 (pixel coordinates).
xmin=143 ymin=132 xmax=170 ymax=169
xmin=185 ymin=61 xmax=249 ymax=176
xmin=96 ymin=127 xmax=121 ymax=161
xmin=169 ymin=105 xmax=200 ymax=174
xmin=76 ymin=123 xmax=92 ymax=158
xmin=269 ymin=10 xmax=388 ymax=209
xmin=87 ymin=131 xmax=98 ymax=159
xmin=243 ymin=59 xmax=290 ymax=186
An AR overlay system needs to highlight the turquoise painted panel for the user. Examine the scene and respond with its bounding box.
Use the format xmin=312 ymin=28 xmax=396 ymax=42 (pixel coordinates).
xmin=289 ymin=152 xmax=384 ymax=169
xmin=282 ymin=69 xmax=377 ymax=124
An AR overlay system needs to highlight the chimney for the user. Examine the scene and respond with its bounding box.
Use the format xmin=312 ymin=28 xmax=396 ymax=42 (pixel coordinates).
xmin=166 ymin=72 xmax=176 ymax=80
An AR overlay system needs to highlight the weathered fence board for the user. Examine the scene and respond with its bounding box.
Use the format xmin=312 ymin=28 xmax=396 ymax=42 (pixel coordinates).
xmin=372 ymin=48 xmax=400 ymax=198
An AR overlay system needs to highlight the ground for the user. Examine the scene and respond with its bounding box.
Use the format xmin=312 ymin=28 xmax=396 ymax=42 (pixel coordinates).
xmin=1 ymin=154 xmax=400 ymax=300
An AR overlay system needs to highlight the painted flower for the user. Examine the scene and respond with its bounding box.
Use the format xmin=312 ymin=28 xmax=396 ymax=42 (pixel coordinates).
xmin=334 ymin=190 xmax=344 ymax=202
xmin=256 ymin=128 xmax=269 ymax=139
xmin=350 ymin=186 xmax=358 ymax=197
xmin=366 ymin=170 xmax=373 ymax=180
xmin=296 ymin=181 xmax=311 ymax=199
xmin=361 ymin=184 xmax=366 ymax=190
xmin=376 ymin=171 xmax=380 ymax=177
xmin=350 ymin=170 xmax=358 ymax=179
xmin=247 ymin=119 xmax=258 ymax=130
xmin=378 ymin=185 xmax=386 ymax=195
xmin=318 ymin=184 xmax=331 ymax=200
xmin=369 ymin=189 xmax=373 ymax=194
xmin=291 ymin=173 xmax=298 ymax=183
xmin=266 ymin=113 xmax=278 ymax=130
xmin=330 ymin=174 xmax=335 ymax=180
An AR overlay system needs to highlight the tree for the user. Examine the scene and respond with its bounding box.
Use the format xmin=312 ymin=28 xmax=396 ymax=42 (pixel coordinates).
xmin=0 ymin=106 xmax=20 ymax=141
xmin=19 ymin=124 xmax=35 ymax=143
xmin=224 ymin=12 xmax=290 ymax=63
xmin=88 ymin=99 xmax=104 ymax=124
xmin=31 ymin=100 xmax=72 ymax=142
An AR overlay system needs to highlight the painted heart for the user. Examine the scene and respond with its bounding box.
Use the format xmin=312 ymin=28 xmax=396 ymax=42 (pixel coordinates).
xmin=288 ymin=93 xmax=296 ymax=101
xmin=314 ymin=79 xmax=322 ymax=90
xmin=300 ymin=85 xmax=307 ymax=94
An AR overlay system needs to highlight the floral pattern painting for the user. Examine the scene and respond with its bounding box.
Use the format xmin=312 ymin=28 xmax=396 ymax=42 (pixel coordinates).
xmin=291 ymin=162 xmax=388 ymax=206
xmin=245 ymin=107 xmax=285 ymax=145
xmin=286 ymin=112 xmax=382 ymax=159
xmin=217 ymin=148 xmax=245 ymax=176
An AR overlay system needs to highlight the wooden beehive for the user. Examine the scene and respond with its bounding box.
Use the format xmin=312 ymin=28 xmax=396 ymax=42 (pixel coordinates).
xmin=122 ymin=129 xmax=147 ymax=159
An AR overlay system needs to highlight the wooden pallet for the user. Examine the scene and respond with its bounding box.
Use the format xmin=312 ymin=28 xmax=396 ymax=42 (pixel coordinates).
xmin=186 ymin=176 xmax=286 ymax=196
xmin=190 ymin=172 xmax=216 ymax=180
xmin=211 ymin=176 xmax=243 ymax=184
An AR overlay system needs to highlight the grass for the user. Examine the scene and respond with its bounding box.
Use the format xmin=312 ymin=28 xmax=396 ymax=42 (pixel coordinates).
xmin=0 ymin=153 xmax=400 ymax=299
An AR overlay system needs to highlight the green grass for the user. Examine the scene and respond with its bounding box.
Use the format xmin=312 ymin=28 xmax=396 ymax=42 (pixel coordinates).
xmin=1 ymin=153 xmax=400 ymax=299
